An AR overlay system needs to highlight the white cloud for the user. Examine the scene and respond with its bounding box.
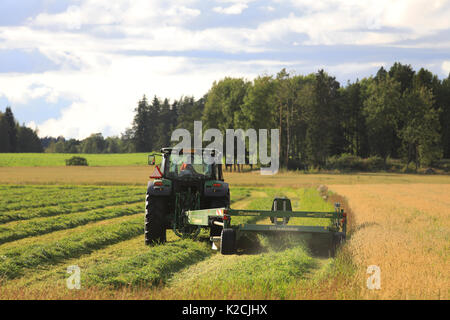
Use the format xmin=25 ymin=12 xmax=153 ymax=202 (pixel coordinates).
xmin=261 ymin=6 xmax=275 ymax=12
xmin=31 ymin=0 xmax=201 ymax=30
xmin=213 ymin=3 xmax=248 ymax=15
xmin=442 ymin=61 xmax=450 ymax=76
xmin=0 ymin=54 xmax=295 ymax=139
xmin=279 ymin=0 xmax=450 ymax=46
xmin=320 ymin=62 xmax=387 ymax=77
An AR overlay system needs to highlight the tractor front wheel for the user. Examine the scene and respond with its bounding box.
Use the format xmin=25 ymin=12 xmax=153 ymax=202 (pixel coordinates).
xmin=145 ymin=194 xmax=167 ymax=245
xmin=220 ymin=228 xmax=236 ymax=255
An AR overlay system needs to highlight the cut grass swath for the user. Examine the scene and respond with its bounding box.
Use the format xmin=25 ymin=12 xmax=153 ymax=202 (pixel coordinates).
xmin=0 ymin=215 xmax=144 ymax=280
xmin=0 ymin=203 xmax=143 ymax=244
xmin=84 ymin=239 xmax=212 ymax=288
xmin=0 ymin=187 xmax=143 ymax=212
xmin=0 ymin=194 xmax=143 ymax=224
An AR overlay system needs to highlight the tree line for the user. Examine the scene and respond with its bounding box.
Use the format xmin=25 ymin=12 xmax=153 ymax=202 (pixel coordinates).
xmin=132 ymin=63 xmax=450 ymax=169
xmin=0 ymin=107 xmax=42 ymax=153
xmin=1 ymin=62 xmax=449 ymax=169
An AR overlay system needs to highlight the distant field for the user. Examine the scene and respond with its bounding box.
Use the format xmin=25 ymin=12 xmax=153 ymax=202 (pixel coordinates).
xmin=1 ymin=165 xmax=450 ymax=186
xmin=0 ymin=153 xmax=149 ymax=167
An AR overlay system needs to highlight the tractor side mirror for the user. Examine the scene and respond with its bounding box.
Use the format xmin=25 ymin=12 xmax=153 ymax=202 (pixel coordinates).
xmin=148 ymin=154 xmax=162 ymax=166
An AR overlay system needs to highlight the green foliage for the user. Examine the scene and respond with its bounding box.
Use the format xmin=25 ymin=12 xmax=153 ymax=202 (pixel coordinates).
xmin=326 ymin=154 xmax=385 ymax=172
xmin=363 ymin=76 xmax=402 ymax=161
xmin=400 ymin=86 xmax=442 ymax=167
xmin=0 ymin=107 xmax=41 ymax=153
xmin=16 ymin=126 xmax=43 ymax=153
xmin=327 ymin=153 xmax=365 ymax=171
xmin=203 ymin=77 xmax=250 ymax=131
xmin=65 ymin=156 xmax=88 ymax=166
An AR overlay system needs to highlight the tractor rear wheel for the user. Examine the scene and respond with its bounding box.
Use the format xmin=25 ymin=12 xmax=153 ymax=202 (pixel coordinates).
xmin=220 ymin=228 xmax=236 ymax=255
xmin=145 ymin=194 xmax=167 ymax=245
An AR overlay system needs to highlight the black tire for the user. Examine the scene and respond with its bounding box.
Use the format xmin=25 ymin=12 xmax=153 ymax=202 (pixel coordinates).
xmin=145 ymin=194 xmax=167 ymax=245
xmin=220 ymin=228 xmax=236 ymax=255
xmin=209 ymin=197 xmax=229 ymax=237
xmin=330 ymin=232 xmax=345 ymax=257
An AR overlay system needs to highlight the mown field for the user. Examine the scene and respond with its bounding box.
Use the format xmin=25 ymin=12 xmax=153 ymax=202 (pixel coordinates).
xmin=0 ymin=155 xmax=448 ymax=299
xmin=0 ymin=184 xmax=339 ymax=299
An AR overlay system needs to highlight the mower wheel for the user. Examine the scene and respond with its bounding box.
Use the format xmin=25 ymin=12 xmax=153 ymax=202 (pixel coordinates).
xmin=145 ymin=194 xmax=167 ymax=245
xmin=220 ymin=228 xmax=236 ymax=255
xmin=330 ymin=232 xmax=346 ymax=257
xmin=209 ymin=197 xmax=229 ymax=237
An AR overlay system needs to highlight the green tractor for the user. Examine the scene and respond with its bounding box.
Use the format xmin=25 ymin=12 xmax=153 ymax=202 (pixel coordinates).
xmin=146 ymin=147 xmax=347 ymax=256
xmin=145 ymin=148 xmax=229 ymax=245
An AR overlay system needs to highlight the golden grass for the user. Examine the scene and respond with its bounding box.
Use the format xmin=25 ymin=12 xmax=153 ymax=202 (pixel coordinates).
xmin=323 ymin=184 xmax=450 ymax=299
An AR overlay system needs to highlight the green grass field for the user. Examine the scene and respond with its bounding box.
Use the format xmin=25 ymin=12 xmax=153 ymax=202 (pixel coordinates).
xmin=0 ymin=184 xmax=338 ymax=299
xmin=0 ymin=153 xmax=149 ymax=167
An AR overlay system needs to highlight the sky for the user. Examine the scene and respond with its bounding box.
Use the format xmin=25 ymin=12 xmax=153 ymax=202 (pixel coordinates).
xmin=0 ymin=0 xmax=450 ymax=139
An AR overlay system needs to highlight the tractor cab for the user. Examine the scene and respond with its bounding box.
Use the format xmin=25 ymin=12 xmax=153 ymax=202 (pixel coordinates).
xmin=149 ymin=148 xmax=224 ymax=181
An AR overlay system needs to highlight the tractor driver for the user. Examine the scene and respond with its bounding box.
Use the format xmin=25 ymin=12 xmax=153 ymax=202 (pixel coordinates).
xmin=179 ymin=155 xmax=196 ymax=176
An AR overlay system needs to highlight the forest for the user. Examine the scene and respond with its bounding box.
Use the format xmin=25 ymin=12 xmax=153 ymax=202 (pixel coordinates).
xmin=1 ymin=62 xmax=449 ymax=170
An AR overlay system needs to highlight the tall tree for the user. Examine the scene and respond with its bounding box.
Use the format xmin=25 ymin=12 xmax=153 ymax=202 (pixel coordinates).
xmin=0 ymin=111 xmax=11 ymax=152
xmin=81 ymin=133 xmax=105 ymax=153
xmin=203 ymin=77 xmax=249 ymax=132
xmin=363 ymin=76 xmax=402 ymax=163
xmin=437 ymin=74 xmax=450 ymax=158
xmin=16 ymin=126 xmax=43 ymax=152
xmin=304 ymin=70 xmax=340 ymax=167
xmin=154 ymin=98 xmax=172 ymax=149
xmin=131 ymin=95 xmax=151 ymax=152
xmin=340 ymin=81 xmax=369 ymax=157
xmin=3 ymin=107 xmax=17 ymax=152
xmin=389 ymin=62 xmax=415 ymax=94
xmin=400 ymin=86 xmax=441 ymax=167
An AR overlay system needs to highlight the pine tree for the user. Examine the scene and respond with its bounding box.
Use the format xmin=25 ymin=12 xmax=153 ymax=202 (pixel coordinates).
xmin=3 ymin=107 xmax=17 ymax=152
xmin=132 ymin=95 xmax=151 ymax=152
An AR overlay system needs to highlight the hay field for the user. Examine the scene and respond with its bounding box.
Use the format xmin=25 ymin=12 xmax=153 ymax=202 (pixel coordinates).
xmin=0 ymin=162 xmax=448 ymax=300
xmin=327 ymin=184 xmax=449 ymax=299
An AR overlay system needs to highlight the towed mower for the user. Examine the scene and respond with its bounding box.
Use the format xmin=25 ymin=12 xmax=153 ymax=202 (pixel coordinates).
xmin=145 ymin=148 xmax=346 ymax=256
